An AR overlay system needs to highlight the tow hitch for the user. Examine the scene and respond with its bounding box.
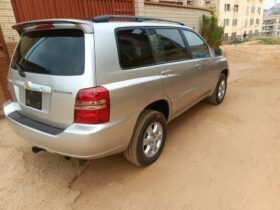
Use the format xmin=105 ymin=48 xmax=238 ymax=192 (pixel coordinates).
xmin=32 ymin=146 xmax=46 ymax=154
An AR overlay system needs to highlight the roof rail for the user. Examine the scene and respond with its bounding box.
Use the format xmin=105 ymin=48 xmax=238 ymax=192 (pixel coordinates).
xmin=92 ymin=15 xmax=185 ymax=26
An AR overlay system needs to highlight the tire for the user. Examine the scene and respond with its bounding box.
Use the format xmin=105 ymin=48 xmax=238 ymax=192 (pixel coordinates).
xmin=208 ymin=73 xmax=227 ymax=105
xmin=123 ymin=109 xmax=167 ymax=167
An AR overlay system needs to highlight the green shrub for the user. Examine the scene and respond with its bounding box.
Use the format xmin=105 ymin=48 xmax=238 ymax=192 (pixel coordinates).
xmin=200 ymin=15 xmax=224 ymax=48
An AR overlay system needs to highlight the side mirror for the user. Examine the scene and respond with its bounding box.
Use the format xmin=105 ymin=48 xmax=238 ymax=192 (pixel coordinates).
xmin=214 ymin=47 xmax=223 ymax=56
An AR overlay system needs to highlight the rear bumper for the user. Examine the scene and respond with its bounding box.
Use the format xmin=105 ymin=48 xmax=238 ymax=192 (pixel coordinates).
xmin=4 ymin=101 xmax=138 ymax=159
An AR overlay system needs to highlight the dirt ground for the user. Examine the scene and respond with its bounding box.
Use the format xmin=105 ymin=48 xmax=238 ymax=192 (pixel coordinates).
xmin=0 ymin=44 xmax=280 ymax=210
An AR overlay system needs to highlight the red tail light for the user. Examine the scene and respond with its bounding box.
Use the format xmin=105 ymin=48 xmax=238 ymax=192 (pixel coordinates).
xmin=74 ymin=86 xmax=110 ymax=124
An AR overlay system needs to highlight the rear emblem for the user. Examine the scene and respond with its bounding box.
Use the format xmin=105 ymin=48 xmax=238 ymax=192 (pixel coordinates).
xmin=23 ymin=81 xmax=29 ymax=89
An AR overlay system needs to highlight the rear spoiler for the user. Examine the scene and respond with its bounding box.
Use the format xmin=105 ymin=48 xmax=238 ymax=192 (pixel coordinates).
xmin=12 ymin=19 xmax=94 ymax=35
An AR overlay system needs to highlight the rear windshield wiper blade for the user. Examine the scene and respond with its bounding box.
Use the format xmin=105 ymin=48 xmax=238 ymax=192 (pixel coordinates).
xmin=15 ymin=63 xmax=26 ymax=77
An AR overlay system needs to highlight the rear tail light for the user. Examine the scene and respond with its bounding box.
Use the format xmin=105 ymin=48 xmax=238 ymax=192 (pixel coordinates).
xmin=74 ymin=86 xmax=110 ymax=124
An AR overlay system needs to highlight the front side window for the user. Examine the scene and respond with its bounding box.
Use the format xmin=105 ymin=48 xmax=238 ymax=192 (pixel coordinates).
xmin=155 ymin=28 xmax=189 ymax=62
xmin=116 ymin=28 xmax=154 ymax=69
xmin=12 ymin=29 xmax=85 ymax=76
xmin=182 ymin=30 xmax=210 ymax=59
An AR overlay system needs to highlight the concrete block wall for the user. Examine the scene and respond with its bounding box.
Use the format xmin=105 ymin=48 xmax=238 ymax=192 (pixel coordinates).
xmin=0 ymin=0 xmax=18 ymax=43
xmin=136 ymin=1 xmax=211 ymax=31
xmin=0 ymin=0 xmax=18 ymax=111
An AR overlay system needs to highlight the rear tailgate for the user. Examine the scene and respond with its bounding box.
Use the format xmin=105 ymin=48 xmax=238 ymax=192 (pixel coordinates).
xmin=8 ymin=19 xmax=95 ymax=128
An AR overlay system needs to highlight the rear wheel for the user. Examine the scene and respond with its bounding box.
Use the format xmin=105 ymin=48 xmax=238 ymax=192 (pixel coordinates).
xmin=208 ymin=73 xmax=227 ymax=105
xmin=123 ymin=110 xmax=167 ymax=167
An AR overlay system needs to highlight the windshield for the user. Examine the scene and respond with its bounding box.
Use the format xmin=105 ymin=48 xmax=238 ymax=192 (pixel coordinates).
xmin=11 ymin=29 xmax=85 ymax=76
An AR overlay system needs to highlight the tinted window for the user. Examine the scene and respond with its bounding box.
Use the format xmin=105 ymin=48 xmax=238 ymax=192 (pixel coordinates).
xmin=183 ymin=30 xmax=210 ymax=58
xmin=155 ymin=28 xmax=189 ymax=62
xmin=117 ymin=28 xmax=154 ymax=69
xmin=11 ymin=29 xmax=85 ymax=75
xmin=146 ymin=29 xmax=165 ymax=63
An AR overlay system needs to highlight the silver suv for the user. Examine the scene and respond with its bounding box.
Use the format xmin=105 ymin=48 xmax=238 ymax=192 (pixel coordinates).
xmin=4 ymin=16 xmax=229 ymax=166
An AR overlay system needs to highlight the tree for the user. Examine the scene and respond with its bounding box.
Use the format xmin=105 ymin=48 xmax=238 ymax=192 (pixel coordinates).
xmin=200 ymin=14 xmax=224 ymax=48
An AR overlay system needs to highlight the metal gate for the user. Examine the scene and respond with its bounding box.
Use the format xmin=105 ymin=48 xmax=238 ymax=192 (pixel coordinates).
xmin=11 ymin=0 xmax=135 ymax=22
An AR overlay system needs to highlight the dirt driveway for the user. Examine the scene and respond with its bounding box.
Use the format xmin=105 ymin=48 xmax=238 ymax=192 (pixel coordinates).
xmin=1 ymin=45 xmax=280 ymax=210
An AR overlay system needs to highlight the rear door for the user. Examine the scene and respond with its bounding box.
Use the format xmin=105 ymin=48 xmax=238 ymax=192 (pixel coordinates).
xmin=181 ymin=29 xmax=217 ymax=97
xmin=9 ymin=26 xmax=95 ymax=128
xmin=148 ymin=27 xmax=201 ymax=117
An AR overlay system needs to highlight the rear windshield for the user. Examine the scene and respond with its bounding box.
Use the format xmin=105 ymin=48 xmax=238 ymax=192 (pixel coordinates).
xmin=11 ymin=29 xmax=85 ymax=76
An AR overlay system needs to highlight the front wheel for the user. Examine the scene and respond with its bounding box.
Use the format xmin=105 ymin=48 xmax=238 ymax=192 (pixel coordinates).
xmin=208 ymin=73 xmax=227 ymax=105
xmin=123 ymin=110 xmax=167 ymax=167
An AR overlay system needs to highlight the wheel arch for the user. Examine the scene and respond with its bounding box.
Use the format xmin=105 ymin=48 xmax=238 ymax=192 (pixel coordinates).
xmin=144 ymin=99 xmax=171 ymax=121
xmin=221 ymin=69 xmax=229 ymax=77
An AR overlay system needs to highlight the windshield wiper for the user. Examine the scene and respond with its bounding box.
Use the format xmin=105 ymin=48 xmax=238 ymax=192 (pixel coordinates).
xmin=15 ymin=63 xmax=26 ymax=78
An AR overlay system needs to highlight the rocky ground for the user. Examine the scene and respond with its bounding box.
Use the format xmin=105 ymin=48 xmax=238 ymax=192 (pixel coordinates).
xmin=0 ymin=44 xmax=280 ymax=210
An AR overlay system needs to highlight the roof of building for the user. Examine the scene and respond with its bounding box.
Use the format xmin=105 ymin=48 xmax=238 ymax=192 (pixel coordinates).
xmin=264 ymin=3 xmax=280 ymax=16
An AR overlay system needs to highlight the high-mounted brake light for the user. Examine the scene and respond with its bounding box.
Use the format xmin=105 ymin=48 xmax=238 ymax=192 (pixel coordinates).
xmin=35 ymin=23 xmax=54 ymax=30
xmin=74 ymin=87 xmax=110 ymax=124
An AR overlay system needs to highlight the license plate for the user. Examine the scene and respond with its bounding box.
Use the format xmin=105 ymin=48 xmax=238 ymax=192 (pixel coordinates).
xmin=25 ymin=90 xmax=42 ymax=110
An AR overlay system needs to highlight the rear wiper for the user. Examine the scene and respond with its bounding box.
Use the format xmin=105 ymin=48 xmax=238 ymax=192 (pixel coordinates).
xmin=15 ymin=63 xmax=26 ymax=78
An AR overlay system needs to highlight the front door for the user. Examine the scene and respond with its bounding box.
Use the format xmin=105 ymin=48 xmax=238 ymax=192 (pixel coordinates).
xmin=181 ymin=29 xmax=217 ymax=98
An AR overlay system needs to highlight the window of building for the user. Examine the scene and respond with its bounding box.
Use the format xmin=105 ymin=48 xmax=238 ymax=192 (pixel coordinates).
xmin=224 ymin=19 xmax=230 ymax=26
xmin=257 ymin=7 xmax=261 ymax=14
xmin=182 ymin=30 xmax=210 ymax=58
xmin=224 ymin=4 xmax=231 ymax=12
xmin=256 ymin=19 xmax=260 ymax=25
xmin=251 ymin=6 xmax=255 ymax=13
xmin=116 ymin=28 xmax=155 ymax=69
xmin=250 ymin=18 xmax=254 ymax=25
xmin=234 ymin=5 xmax=239 ymax=12
xmin=232 ymin=19 xmax=238 ymax=26
xmin=245 ymin=19 xmax=248 ymax=27
xmin=155 ymin=28 xmax=189 ymax=62
xmin=224 ymin=33 xmax=229 ymax=40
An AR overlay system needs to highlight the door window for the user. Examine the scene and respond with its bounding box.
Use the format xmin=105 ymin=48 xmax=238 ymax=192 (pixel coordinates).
xmin=116 ymin=28 xmax=155 ymax=69
xmin=155 ymin=28 xmax=189 ymax=62
xmin=182 ymin=30 xmax=210 ymax=59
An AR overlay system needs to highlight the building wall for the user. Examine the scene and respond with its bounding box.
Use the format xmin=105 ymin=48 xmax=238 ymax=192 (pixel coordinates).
xmin=0 ymin=0 xmax=18 ymax=43
xmin=136 ymin=0 xmax=211 ymax=31
xmin=262 ymin=15 xmax=280 ymax=36
xmin=0 ymin=0 xmax=18 ymax=110
xmin=214 ymin=0 xmax=264 ymax=40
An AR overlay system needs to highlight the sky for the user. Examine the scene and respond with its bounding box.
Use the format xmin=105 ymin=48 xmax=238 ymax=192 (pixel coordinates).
xmin=264 ymin=0 xmax=278 ymax=9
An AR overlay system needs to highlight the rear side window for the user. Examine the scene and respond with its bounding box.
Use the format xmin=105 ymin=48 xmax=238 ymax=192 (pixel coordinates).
xmin=116 ymin=28 xmax=155 ymax=69
xmin=11 ymin=29 xmax=85 ymax=76
xmin=155 ymin=28 xmax=189 ymax=62
xmin=182 ymin=30 xmax=210 ymax=58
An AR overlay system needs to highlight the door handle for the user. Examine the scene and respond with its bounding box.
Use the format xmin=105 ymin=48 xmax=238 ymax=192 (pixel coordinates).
xmin=161 ymin=69 xmax=172 ymax=76
xmin=195 ymin=64 xmax=202 ymax=70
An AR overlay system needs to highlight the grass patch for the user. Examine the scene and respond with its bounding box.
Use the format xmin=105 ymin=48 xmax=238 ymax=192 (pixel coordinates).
xmin=257 ymin=37 xmax=280 ymax=45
